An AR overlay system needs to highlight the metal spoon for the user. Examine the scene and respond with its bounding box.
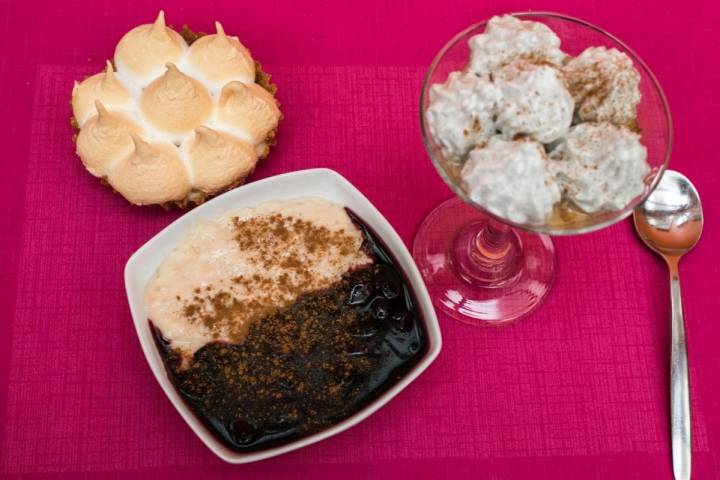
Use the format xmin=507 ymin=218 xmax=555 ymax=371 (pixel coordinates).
xmin=634 ymin=170 xmax=703 ymax=480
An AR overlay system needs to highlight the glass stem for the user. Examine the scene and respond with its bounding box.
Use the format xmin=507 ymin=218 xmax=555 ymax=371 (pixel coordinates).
xmin=452 ymin=218 xmax=522 ymax=286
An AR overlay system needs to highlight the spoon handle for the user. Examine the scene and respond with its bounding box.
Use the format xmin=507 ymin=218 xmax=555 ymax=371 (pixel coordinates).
xmin=669 ymin=263 xmax=691 ymax=480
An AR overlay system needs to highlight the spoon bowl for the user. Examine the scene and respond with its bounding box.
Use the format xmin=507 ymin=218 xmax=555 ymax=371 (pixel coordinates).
xmin=634 ymin=170 xmax=703 ymax=258
xmin=633 ymin=169 xmax=703 ymax=480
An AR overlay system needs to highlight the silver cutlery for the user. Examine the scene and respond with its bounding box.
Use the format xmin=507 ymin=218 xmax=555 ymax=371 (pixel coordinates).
xmin=634 ymin=170 xmax=703 ymax=480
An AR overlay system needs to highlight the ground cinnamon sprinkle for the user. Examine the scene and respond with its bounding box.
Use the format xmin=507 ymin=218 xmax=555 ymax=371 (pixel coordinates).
xmin=566 ymin=63 xmax=612 ymax=106
xmin=178 ymin=213 xmax=368 ymax=343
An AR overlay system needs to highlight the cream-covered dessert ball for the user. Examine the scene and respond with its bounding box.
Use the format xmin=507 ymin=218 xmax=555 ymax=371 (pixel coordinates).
xmin=550 ymin=122 xmax=649 ymax=213
xmin=426 ymin=71 xmax=501 ymax=157
xmin=494 ymin=60 xmax=574 ymax=143
xmin=468 ymin=15 xmax=565 ymax=76
xmin=564 ymin=47 xmax=641 ymax=126
xmin=461 ymin=138 xmax=561 ymax=224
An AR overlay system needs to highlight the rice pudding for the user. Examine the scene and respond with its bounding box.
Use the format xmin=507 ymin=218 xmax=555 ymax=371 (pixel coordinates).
xmin=144 ymin=197 xmax=427 ymax=450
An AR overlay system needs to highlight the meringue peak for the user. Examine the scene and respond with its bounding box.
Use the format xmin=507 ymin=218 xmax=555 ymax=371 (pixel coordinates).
xmin=71 ymin=67 xmax=133 ymax=126
xmin=113 ymin=10 xmax=185 ymax=82
xmin=186 ymin=126 xmax=257 ymax=194
xmin=109 ymin=136 xmax=190 ymax=205
xmin=150 ymin=11 xmax=170 ymax=41
xmin=218 ymin=81 xmax=281 ymax=142
xmin=140 ymin=63 xmax=213 ymax=136
xmin=195 ymin=125 xmax=215 ymax=136
xmin=159 ymin=62 xmax=197 ymax=90
xmin=76 ymin=108 xmax=140 ymax=177
xmin=215 ymin=21 xmax=226 ymax=38
xmin=185 ymin=24 xmax=255 ymax=86
xmin=164 ymin=62 xmax=182 ymax=77
xmin=130 ymin=132 xmax=153 ymax=158
xmin=102 ymin=61 xmax=115 ymax=81
xmin=153 ymin=11 xmax=166 ymax=30
xmin=221 ymin=81 xmax=276 ymax=108
xmin=94 ymin=99 xmax=108 ymax=116
xmin=128 ymin=133 xmax=175 ymax=166
xmin=222 ymin=80 xmax=248 ymax=98
xmin=195 ymin=125 xmax=223 ymax=144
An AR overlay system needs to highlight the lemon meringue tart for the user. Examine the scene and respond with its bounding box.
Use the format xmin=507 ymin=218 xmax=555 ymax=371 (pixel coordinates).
xmin=71 ymin=11 xmax=282 ymax=207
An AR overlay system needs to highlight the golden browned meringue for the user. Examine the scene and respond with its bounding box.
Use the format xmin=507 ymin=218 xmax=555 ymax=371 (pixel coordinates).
xmin=71 ymin=13 xmax=281 ymax=207
xmin=218 ymin=81 xmax=281 ymax=143
xmin=114 ymin=11 xmax=186 ymax=83
xmin=76 ymin=101 xmax=141 ymax=177
xmin=140 ymin=63 xmax=213 ymax=137
xmin=184 ymin=126 xmax=258 ymax=194
xmin=72 ymin=61 xmax=133 ymax=126
xmin=108 ymin=134 xmax=190 ymax=205
xmin=185 ymin=22 xmax=256 ymax=88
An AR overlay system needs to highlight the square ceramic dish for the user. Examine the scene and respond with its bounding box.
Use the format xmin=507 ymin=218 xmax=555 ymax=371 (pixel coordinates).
xmin=124 ymin=168 xmax=442 ymax=463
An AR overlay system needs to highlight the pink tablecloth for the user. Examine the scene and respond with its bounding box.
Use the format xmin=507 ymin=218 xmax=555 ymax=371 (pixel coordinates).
xmin=1 ymin=0 xmax=719 ymax=478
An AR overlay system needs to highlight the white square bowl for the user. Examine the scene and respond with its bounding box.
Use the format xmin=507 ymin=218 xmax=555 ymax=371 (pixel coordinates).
xmin=124 ymin=168 xmax=442 ymax=464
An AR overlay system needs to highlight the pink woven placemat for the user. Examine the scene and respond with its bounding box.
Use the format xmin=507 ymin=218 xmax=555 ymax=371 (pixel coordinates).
xmin=1 ymin=0 xmax=719 ymax=478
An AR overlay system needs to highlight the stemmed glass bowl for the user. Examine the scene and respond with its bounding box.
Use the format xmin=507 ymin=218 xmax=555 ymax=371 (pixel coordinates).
xmin=413 ymin=12 xmax=672 ymax=325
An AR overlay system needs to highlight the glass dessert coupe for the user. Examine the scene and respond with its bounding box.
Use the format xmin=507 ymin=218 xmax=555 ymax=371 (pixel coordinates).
xmin=413 ymin=12 xmax=672 ymax=325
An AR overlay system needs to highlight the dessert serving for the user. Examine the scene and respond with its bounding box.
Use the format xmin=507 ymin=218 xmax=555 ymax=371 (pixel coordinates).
xmin=415 ymin=13 xmax=671 ymax=325
xmin=143 ymin=197 xmax=428 ymax=451
xmin=71 ymin=11 xmax=281 ymax=207
xmin=425 ymin=14 xmax=649 ymax=226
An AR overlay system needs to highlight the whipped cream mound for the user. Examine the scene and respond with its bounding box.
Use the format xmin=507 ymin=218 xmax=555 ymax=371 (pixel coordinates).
xmin=468 ymin=15 xmax=565 ymax=76
xmin=564 ymin=47 xmax=641 ymax=125
xmin=550 ymin=122 xmax=649 ymax=213
xmin=494 ymin=60 xmax=574 ymax=143
xmin=425 ymin=71 xmax=500 ymax=157
xmin=143 ymin=197 xmax=372 ymax=357
xmin=71 ymin=11 xmax=281 ymax=206
xmin=461 ymin=138 xmax=561 ymax=224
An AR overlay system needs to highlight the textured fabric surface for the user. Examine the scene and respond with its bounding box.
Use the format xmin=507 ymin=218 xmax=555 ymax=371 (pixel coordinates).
xmin=1 ymin=0 xmax=719 ymax=478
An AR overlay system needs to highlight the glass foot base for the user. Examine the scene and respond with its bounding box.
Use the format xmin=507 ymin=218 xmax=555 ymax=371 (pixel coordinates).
xmin=412 ymin=197 xmax=555 ymax=326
